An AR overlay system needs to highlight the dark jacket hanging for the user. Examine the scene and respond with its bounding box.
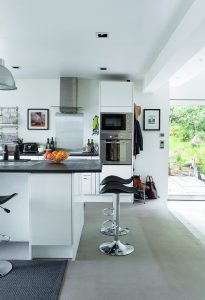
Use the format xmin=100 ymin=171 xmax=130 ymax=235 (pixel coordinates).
xmin=133 ymin=118 xmax=143 ymax=156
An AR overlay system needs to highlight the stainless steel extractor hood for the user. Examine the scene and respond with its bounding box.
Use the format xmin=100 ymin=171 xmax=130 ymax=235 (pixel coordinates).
xmin=60 ymin=77 xmax=82 ymax=113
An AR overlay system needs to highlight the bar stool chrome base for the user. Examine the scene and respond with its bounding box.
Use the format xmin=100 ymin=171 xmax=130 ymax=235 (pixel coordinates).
xmin=0 ymin=261 xmax=12 ymax=277
xmin=100 ymin=225 xmax=129 ymax=236
xmin=99 ymin=240 xmax=134 ymax=256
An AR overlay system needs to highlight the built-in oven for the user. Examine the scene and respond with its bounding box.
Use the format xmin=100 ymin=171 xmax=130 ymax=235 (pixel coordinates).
xmin=100 ymin=132 xmax=132 ymax=165
xmin=101 ymin=113 xmax=132 ymax=132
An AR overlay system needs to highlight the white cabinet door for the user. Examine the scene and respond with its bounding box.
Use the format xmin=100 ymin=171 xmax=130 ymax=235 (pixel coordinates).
xmin=100 ymin=81 xmax=133 ymax=107
xmin=30 ymin=174 xmax=72 ymax=245
xmin=81 ymin=173 xmax=92 ymax=194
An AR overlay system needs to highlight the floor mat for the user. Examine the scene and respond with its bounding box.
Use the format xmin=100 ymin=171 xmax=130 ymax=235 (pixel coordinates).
xmin=0 ymin=259 xmax=68 ymax=300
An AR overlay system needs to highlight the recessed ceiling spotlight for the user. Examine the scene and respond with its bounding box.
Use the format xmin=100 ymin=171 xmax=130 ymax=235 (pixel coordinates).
xmin=11 ymin=66 xmax=21 ymax=69
xmin=96 ymin=32 xmax=109 ymax=38
xmin=99 ymin=67 xmax=107 ymax=71
xmin=199 ymin=58 xmax=203 ymax=62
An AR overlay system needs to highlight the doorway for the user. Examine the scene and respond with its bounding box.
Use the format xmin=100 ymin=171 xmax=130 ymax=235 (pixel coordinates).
xmin=168 ymin=101 xmax=205 ymax=200
xmin=168 ymin=100 xmax=205 ymax=244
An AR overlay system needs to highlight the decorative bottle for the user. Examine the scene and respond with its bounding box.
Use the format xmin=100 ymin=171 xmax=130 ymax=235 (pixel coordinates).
xmin=46 ymin=138 xmax=51 ymax=149
xmin=50 ymin=137 xmax=55 ymax=151
xmin=3 ymin=145 xmax=8 ymax=160
xmin=14 ymin=145 xmax=20 ymax=160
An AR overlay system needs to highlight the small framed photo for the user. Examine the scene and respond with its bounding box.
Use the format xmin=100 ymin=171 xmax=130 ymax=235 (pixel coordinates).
xmin=27 ymin=109 xmax=49 ymax=130
xmin=143 ymin=109 xmax=160 ymax=131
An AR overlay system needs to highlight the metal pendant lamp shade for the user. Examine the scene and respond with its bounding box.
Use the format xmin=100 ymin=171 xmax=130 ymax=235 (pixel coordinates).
xmin=0 ymin=59 xmax=17 ymax=90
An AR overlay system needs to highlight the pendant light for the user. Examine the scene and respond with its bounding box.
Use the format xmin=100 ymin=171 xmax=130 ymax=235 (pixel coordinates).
xmin=0 ymin=59 xmax=17 ymax=90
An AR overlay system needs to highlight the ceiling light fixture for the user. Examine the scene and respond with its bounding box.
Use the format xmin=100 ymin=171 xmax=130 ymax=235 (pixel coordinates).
xmin=0 ymin=59 xmax=17 ymax=90
xmin=11 ymin=66 xmax=21 ymax=69
xmin=96 ymin=32 xmax=109 ymax=38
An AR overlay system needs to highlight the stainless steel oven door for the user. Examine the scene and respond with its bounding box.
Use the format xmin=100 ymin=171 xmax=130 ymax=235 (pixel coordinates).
xmin=100 ymin=139 xmax=132 ymax=165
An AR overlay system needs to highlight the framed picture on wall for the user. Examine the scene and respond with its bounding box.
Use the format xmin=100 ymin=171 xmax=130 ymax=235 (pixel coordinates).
xmin=143 ymin=109 xmax=160 ymax=131
xmin=27 ymin=109 xmax=49 ymax=130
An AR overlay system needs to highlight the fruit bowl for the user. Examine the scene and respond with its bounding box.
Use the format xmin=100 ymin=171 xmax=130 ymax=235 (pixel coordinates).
xmin=43 ymin=150 xmax=69 ymax=163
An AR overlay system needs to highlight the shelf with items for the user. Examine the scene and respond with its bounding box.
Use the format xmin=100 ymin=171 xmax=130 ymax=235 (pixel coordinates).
xmin=0 ymin=107 xmax=18 ymax=144
xmin=0 ymin=107 xmax=18 ymax=125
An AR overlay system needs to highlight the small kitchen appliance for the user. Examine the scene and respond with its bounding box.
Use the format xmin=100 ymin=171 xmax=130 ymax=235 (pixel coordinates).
xmin=22 ymin=143 xmax=38 ymax=154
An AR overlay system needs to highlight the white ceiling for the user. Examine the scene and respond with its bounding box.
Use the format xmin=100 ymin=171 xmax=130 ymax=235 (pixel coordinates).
xmin=170 ymin=46 xmax=205 ymax=87
xmin=0 ymin=0 xmax=195 ymax=80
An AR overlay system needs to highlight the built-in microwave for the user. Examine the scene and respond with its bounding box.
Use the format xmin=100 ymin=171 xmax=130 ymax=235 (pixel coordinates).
xmin=101 ymin=113 xmax=132 ymax=132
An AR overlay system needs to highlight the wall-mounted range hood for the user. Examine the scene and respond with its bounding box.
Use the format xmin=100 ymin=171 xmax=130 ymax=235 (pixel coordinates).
xmin=59 ymin=77 xmax=82 ymax=113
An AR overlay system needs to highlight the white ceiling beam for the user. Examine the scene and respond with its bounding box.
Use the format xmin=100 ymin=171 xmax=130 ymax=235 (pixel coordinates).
xmin=143 ymin=0 xmax=205 ymax=92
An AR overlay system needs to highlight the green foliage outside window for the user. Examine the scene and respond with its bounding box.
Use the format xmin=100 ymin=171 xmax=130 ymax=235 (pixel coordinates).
xmin=169 ymin=105 xmax=205 ymax=175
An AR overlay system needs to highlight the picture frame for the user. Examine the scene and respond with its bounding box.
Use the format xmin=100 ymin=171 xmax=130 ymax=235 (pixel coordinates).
xmin=143 ymin=109 xmax=160 ymax=131
xmin=27 ymin=109 xmax=49 ymax=130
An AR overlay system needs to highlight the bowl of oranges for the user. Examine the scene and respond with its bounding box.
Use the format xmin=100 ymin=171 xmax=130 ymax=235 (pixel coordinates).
xmin=43 ymin=149 xmax=69 ymax=163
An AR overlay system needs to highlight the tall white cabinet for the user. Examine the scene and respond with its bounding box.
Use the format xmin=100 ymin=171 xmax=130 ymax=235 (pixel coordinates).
xmin=99 ymin=81 xmax=134 ymax=202
xmin=100 ymin=81 xmax=133 ymax=112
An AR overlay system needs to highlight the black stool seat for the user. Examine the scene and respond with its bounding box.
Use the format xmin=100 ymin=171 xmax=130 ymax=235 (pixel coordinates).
xmin=101 ymin=183 xmax=139 ymax=194
xmin=0 ymin=193 xmax=18 ymax=205
xmin=101 ymin=176 xmax=134 ymax=185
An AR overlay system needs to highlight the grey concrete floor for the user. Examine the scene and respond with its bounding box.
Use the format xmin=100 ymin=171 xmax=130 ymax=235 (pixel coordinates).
xmin=59 ymin=200 xmax=205 ymax=300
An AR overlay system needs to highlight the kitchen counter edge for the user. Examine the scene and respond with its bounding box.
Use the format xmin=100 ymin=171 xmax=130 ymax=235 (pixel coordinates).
xmin=0 ymin=159 xmax=102 ymax=173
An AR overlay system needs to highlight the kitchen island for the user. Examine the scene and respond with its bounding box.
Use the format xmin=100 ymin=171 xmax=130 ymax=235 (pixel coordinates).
xmin=0 ymin=159 xmax=102 ymax=260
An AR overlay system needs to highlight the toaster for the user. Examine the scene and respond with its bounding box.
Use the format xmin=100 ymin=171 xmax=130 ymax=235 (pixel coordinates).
xmin=22 ymin=143 xmax=38 ymax=153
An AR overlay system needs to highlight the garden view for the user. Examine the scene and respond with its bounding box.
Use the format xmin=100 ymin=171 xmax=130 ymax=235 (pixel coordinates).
xmin=169 ymin=105 xmax=205 ymax=177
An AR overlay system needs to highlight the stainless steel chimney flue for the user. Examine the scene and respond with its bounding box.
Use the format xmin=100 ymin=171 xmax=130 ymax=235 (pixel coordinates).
xmin=60 ymin=77 xmax=82 ymax=113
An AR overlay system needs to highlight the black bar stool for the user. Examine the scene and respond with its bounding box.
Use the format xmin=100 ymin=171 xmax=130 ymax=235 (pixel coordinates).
xmin=100 ymin=176 xmax=134 ymax=236
xmin=99 ymin=183 xmax=138 ymax=256
xmin=0 ymin=193 xmax=17 ymax=277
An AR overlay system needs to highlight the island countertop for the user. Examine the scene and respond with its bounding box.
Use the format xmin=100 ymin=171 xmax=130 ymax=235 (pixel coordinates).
xmin=0 ymin=159 xmax=102 ymax=173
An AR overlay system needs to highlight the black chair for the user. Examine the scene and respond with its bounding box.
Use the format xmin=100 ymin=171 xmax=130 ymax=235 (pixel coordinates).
xmin=100 ymin=176 xmax=134 ymax=236
xmin=0 ymin=193 xmax=17 ymax=277
xmin=99 ymin=183 xmax=139 ymax=256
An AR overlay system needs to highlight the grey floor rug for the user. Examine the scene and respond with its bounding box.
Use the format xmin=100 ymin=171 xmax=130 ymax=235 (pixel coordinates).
xmin=0 ymin=259 xmax=68 ymax=300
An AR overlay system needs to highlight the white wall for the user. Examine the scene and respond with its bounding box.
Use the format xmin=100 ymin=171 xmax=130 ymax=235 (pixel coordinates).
xmin=0 ymin=79 xmax=60 ymax=144
xmin=133 ymin=83 xmax=169 ymax=200
xmin=0 ymin=78 xmax=100 ymax=147
xmin=170 ymin=70 xmax=205 ymax=100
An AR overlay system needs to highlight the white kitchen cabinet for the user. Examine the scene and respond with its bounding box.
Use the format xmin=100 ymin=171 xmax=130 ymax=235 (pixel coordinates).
xmin=81 ymin=172 xmax=100 ymax=195
xmin=30 ymin=174 xmax=72 ymax=246
xmin=100 ymin=81 xmax=133 ymax=108
xmin=81 ymin=173 xmax=92 ymax=195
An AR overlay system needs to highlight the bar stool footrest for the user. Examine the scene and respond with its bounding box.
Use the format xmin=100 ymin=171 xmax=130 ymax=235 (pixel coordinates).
xmin=100 ymin=226 xmax=129 ymax=236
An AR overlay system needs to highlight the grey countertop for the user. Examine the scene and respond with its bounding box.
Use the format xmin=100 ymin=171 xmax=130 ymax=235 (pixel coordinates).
xmin=0 ymin=159 xmax=102 ymax=173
